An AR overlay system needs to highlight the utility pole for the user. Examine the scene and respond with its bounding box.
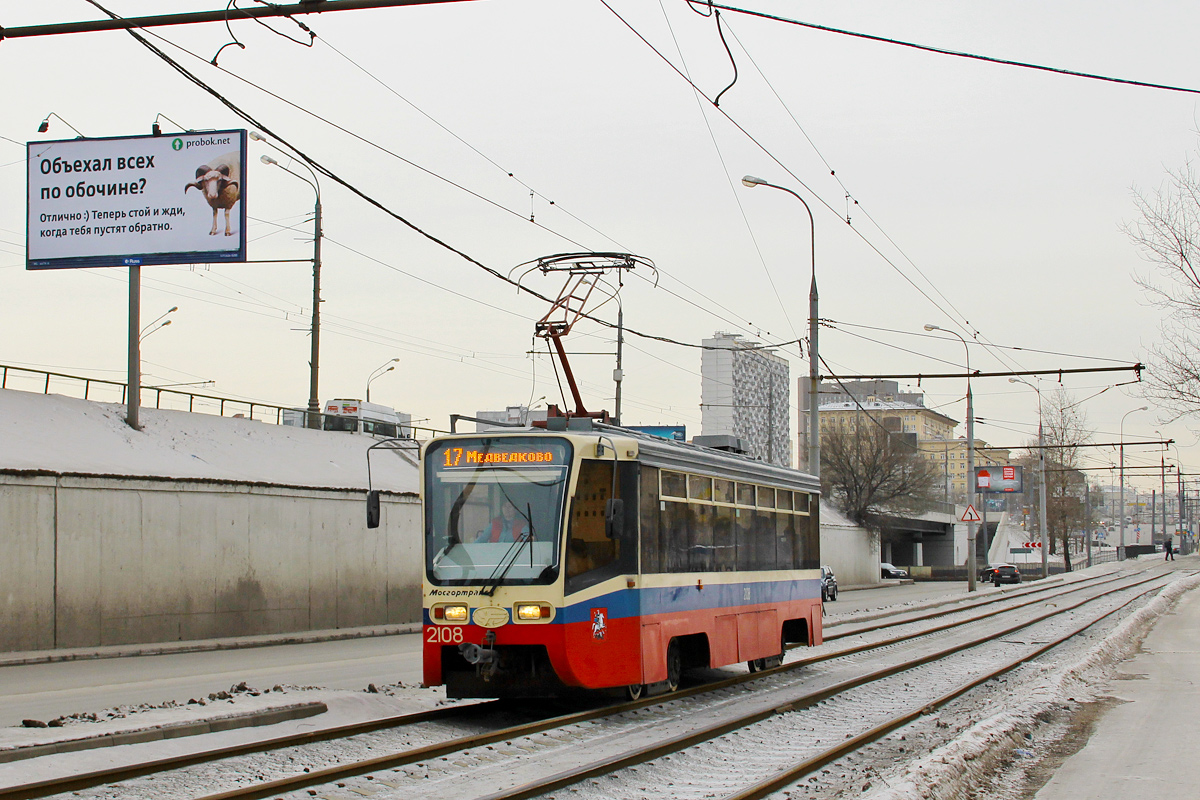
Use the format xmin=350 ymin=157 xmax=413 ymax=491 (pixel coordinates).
xmin=308 ymin=197 xmax=323 ymax=429
xmin=1038 ymin=409 xmax=1048 ymax=578
xmin=613 ymin=305 xmax=624 ymax=426
xmin=126 ymin=265 xmax=141 ymax=430
xmin=1085 ymin=482 xmax=1092 ymax=567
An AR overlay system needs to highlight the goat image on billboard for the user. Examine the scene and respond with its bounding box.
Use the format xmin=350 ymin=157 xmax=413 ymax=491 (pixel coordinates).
xmin=26 ymin=130 xmax=247 ymax=269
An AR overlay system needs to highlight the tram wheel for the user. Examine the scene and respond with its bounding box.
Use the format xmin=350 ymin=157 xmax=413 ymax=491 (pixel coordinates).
xmin=626 ymin=683 xmax=644 ymax=701
xmin=665 ymin=640 xmax=682 ymax=693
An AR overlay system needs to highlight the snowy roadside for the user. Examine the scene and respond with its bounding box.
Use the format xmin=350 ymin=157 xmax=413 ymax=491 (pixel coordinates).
xmin=0 ymin=681 xmax=459 ymax=783
xmin=860 ymin=569 xmax=1200 ymax=800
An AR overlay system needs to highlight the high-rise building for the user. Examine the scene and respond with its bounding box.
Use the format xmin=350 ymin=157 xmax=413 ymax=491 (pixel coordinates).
xmin=701 ymin=332 xmax=791 ymax=467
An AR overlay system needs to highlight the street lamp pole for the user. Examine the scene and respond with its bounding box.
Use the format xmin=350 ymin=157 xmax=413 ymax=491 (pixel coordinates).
xmin=254 ymin=134 xmax=323 ymax=430
xmin=1119 ymin=406 xmax=1148 ymax=560
xmin=741 ymin=175 xmax=818 ymax=477
xmin=926 ymin=324 xmax=976 ymax=592
xmin=366 ymin=358 xmax=400 ymax=402
xmin=1010 ymin=377 xmax=1049 ymax=579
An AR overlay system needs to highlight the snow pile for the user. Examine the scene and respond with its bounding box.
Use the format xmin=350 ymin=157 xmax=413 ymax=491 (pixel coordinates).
xmin=0 ymin=388 xmax=416 ymax=492
xmin=864 ymin=571 xmax=1200 ymax=800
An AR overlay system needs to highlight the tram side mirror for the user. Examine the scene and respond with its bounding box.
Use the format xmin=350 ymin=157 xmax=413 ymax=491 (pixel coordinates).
xmin=366 ymin=490 xmax=381 ymax=529
xmin=604 ymin=498 xmax=624 ymax=539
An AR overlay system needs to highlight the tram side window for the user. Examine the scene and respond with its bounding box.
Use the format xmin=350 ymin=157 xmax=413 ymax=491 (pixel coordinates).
xmin=689 ymin=504 xmax=714 ymax=571
xmin=753 ymin=510 xmax=777 ymax=569
xmin=735 ymin=508 xmax=754 ymax=571
xmin=661 ymin=470 xmax=686 ymax=498
xmin=640 ymin=467 xmax=661 ymax=574
xmin=797 ymin=503 xmax=820 ymax=570
xmin=713 ymin=506 xmax=736 ymax=571
xmin=662 ymin=500 xmax=690 ymax=573
xmin=777 ymin=509 xmax=796 ymax=569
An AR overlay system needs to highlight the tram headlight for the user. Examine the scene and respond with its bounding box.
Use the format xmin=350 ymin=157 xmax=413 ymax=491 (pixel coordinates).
xmin=515 ymin=603 xmax=551 ymax=621
xmin=441 ymin=604 xmax=469 ymax=623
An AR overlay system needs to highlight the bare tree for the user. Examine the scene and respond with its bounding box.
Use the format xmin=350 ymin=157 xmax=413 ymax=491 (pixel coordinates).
xmin=1125 ymin=158 xmax=1200 ymax=419
xmin=821 ymin=424 xmax=940 ymax=527
xmin=1017 ymin=386 xmax=1093 ymax=570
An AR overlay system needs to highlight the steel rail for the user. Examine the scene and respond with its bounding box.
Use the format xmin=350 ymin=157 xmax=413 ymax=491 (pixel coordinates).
xmin=2 ymin=569 xmax=1144 ymax=800
xmin=196 ymin=569 xmax=1170 ymax=800
xmin=0 ymin=701 xmax=498 ymax=800
xmin=720 ymin=573 xmax=1193 ymax=800
xmin=471 ymin=569 xmax=1176 ymax=800
xmin=824 ymin=570 xmax=1123 ymax=641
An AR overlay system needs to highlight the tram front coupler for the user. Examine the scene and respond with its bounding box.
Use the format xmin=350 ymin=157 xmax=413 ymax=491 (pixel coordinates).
xmin=459 ymin=630 xmax=500 ymax=681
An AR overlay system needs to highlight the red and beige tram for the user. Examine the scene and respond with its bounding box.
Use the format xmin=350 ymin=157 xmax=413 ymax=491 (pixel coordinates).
xmin=420 ymin=420 xmax=822 ymax=699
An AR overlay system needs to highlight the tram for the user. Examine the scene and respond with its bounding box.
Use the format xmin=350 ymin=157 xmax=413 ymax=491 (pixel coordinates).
xmin=412 ymin=418 xmax=823 ymax=699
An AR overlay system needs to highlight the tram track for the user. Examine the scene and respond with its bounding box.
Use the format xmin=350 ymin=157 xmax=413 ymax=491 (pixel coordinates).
xmin=5 ymin=565 xmax=1175 ymax=800
xmin=472 ymin=567 xmax=1186 ymax=800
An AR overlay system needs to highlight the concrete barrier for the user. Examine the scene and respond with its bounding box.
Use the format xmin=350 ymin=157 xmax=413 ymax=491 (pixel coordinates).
xmin=0 ymin=472 xmax=419 ymax=653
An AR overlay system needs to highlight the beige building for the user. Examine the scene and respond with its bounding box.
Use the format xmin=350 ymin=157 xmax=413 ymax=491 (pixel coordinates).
xmin=816 ymin=386 xmax=1010 ymax=503
xmin=919 ymin=437 xmax=1011 ymax=503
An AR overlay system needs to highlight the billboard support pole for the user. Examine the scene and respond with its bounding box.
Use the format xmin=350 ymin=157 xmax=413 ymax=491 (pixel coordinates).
xmin=127 ymin=265 xmax=141 ymax=431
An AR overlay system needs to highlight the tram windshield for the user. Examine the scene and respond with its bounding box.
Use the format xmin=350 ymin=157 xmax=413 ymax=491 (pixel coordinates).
xmin=424 ymin=437 xmax=572 ymax=586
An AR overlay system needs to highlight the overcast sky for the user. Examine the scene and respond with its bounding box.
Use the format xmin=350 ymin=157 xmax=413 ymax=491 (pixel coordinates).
xmin=3 ymin=0 xmax=1199 ymax=493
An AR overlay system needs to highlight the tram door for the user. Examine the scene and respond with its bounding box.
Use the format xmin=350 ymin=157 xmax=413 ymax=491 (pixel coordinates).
xmin=562 ymin=459 xmax=639 ymax=688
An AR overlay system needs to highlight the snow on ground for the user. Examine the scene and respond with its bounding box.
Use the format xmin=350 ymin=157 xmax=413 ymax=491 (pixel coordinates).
xmin=862 ymin=569 xmax=1200 ymax=800
xmin=0 ymin=388 xmax=416 ymax=491
xmin=0 ymin=681 xmax=463 ymax=789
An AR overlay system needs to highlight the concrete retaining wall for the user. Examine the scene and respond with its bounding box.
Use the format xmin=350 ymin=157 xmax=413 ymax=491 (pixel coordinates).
xmin=0 ymin=473 xmax=419 ymax=653
xmin=821 ymin=521 xmax=880 ymax=586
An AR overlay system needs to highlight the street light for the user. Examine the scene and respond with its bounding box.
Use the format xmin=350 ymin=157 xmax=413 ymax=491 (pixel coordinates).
xmin=740 ymin=175 xmax=818 ymax=477
xmin=37 ymin=112 xmax=85 ymax=137
xmin=139 ymin=306 xmax=178 ymax=340
xmin=366 ymin=358 xmax=400 ymax=402
xmin=254 ymin=132 xmax=323 ymax=430
xmin=1119 ymin=406 xmax=1149 ymax=560
xmin=925 ymin=323 xmax=978 ymax=592
xmin=1010 ymin=377 xmax=1049 ymax=579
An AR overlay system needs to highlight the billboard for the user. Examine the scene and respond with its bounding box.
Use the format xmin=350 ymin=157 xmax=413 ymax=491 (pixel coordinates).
xmin=628 ymin=425 xmax=686 ymax=441
xmin=974 ymin=465 xmax=1024 ymax=494
xmin=27 ymin=130 xmax=247 ymax=269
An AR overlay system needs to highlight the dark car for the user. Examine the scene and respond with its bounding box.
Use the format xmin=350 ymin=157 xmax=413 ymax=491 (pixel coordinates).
xmin=820 ymin=565 xmax=838 ymax=601
xmin=980 ymin=563 xmax=1022 ymax=585
xmin=880 ymin=562 xmax=908 ymax=579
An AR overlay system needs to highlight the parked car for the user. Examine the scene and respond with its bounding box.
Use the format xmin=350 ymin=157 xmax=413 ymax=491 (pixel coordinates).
xmin=820 ymin=565 xmax=838 ymax=601
xmin=980 ymin=563 xmax=1022 ymax=585
xmin=880 ymin=562 xmax=908 ymax=579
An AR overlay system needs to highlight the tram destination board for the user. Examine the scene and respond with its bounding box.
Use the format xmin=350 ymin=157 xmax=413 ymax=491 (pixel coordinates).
xmin=435 ymin=438 xmax=570 ymax=469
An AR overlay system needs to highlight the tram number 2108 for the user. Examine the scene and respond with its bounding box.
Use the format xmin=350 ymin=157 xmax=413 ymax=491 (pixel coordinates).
xmin=427 ymin=626 xmax=465 ymax=644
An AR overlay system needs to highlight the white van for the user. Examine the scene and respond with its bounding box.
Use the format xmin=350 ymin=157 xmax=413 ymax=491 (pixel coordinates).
xmin=322 ymin=399 xmax=409 ymax=438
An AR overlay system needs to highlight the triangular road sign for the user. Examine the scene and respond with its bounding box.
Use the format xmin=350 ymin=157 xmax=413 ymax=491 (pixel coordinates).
xmin=961 ymin=504 xmax=981 ymax=522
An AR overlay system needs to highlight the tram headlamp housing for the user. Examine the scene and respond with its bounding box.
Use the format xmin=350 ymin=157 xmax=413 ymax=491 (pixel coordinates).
xmin=439 ymin=604 xmax=469 ymax=623
xmin=515 ymin=603 xmax=552 ymax=621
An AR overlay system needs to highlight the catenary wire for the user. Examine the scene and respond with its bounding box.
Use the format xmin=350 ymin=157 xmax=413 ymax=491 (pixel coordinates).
xmin=707 ymin=3 xmax=1200 ymax=96
xmin=136 ymin=13 xmax=781 ymax=349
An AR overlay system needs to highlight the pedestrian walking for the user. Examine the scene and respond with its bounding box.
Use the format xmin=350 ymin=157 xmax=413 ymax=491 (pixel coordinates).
xmin=1165 ymin=538 xmax=1175 ymax=561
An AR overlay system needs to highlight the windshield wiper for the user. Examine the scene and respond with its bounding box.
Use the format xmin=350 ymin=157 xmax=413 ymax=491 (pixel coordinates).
xmin=480 ymin=530 xmax=532 ymax=597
